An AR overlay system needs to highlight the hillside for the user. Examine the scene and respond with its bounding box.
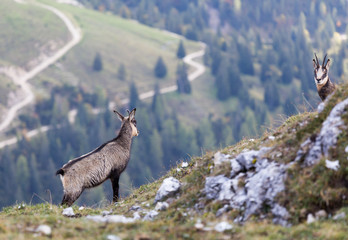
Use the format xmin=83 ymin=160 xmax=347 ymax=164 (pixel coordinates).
xmin=1 ymin=82 xmax=348 ymax=239
xmin=0 ymin=0 xmax=70 ymax=68
xmin=31 ymin=0 xmax=201 ymax=100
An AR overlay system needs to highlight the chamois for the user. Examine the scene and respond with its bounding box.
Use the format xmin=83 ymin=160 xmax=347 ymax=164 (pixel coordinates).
xmin=313 ymin=53 xmax=336 ymax=101
xmin=56 ymin=108 xmax=139 ymax=206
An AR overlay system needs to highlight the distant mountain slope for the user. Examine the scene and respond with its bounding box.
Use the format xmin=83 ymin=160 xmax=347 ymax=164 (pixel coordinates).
xmin=32 ymin=0 xmax=201 ymax=100
xmin=1 ymin=83 xmax=348 ymax=239
xmin=0 ymin=0 xmax=70 ymax=68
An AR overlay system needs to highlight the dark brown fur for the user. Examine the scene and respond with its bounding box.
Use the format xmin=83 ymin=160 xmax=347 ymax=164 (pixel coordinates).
xmin=317 ymin=78 xmax=336 ymax=101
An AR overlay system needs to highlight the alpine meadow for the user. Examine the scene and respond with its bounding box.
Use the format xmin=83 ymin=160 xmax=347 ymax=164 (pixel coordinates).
xmin=0 ymin=0 xmax=348 ymax=239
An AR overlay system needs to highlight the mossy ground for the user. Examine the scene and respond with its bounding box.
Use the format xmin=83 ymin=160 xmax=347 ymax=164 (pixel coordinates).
xmin=1 ymin=83 xmax=348 ymax=239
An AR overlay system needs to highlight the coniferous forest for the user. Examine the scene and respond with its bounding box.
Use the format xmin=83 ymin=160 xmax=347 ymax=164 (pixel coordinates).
xmin=0 ymin=0 xmax=348 ymax=208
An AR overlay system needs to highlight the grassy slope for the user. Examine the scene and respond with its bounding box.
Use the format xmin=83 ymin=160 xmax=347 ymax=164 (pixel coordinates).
xmin=0 ymin=0 xmax=70 ymax=68
xmin=1 ymin=83 xmax=348 ymax=239
xmin=32 ymin=0 xmax=201 ymax=100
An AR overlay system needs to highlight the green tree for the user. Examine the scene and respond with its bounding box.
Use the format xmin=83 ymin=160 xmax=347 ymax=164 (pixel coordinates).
xmin=238 ymin=44 xmax=254 ymax=75
xmin=176 ymin=62 xmax=191 ymax=94
xmin=151 ymin=84 xmax=166 ymax=130
xmin=176 ymin=40 xmax=186 ymax=59
xmin=16 ymin=155 xmax=30 ymax=197
xmin=149 ymin=129 xmax=164 ymax=177
xmin=117 ymin=63 xmax=127 ymax=81
xmin=154 ymin=56 xmax=167 ymax=78
xmin=215 ymin=59 xmax=230 ymax=101
xmin=281 ymin=64 xmax=293 ymax=84
xmin=196 ymin=119 xmax=215 ymax=151
xmin=92 ymin=52 xmax=103 ymax=72
xmin=264 ymin=81 xmax=280 ymax=110
xmin=129 ymin=82 xmax=139 ymax=109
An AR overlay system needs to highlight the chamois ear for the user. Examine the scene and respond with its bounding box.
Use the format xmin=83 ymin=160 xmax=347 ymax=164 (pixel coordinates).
xmin=128 ymin=108 xmax=136 ymax=120
xmin=313 ymin=59 xmax=317 ymax=68
xmin=325 ymin=59 xmax=331 ymax=70
xmin=113 ymin=110 xmax=124 ymax=121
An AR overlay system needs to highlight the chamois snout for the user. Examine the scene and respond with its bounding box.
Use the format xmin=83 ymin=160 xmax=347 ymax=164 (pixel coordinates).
xmin=57 ymin=108 xmax=138 ymax=206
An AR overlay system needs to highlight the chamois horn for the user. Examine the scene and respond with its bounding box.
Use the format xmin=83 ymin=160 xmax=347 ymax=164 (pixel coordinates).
xmin=322 ymin=53 xmax=327 ymax=67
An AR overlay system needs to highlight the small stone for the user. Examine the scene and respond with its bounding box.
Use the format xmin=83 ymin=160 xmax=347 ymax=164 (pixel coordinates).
xmin=315 ymin=210 xmax=327 ymax=219
xmin=214 ymin=221 xmax=233 ymax=232
xmin=333 ymin=212 xmax=346 ymax=220
xmin=106 ymin=235 xmax=121 ymax=240
xmin=268 ymin=136 xmax=275 ymax=140
xmin=249 ymin=139 xmax=255 ymax=142
xmin=317 ymin=102 xmax=325 ymax=113
xmin=176 ymin=168 xmax=181 ymax=172
xmin=133 ymin=212 xmax=141 ymax=220
xmin=216 ymin=204 xmax=231 ymax=217
xmin=194 ymin=220 xmax=204 ymax=230
xmin=213 ymin=152 xmax=231 ymax=165
xmin=129 ymin=205 xmax=142 ymax=211
xmin=78 ymin=206 xmax=85 ymax=211
xmin=102 ymin=210 xmax=113 ymax=216
xmin=181 ymin=162 xmax=188 ymax=168
xmin=307 ymin=213 xmax=316 ymax=224
xmin=345 ymin=145 xmax=348 ymax=153
xmin=62 ymin=207 xmax=75 ymax=217
xmin=107 ymin=215 xmax=135 ymax=224
xmin=325 ymin=159 xmax=340 ymax=171
xmin=35 ymin=225 xmax=52 ymax=236
xmin=155 ymin=202 xmax=169 ymax=211
xmin=143 ymin=210 xmax=159 ymax=221
xmin=154 ymin=177 xmax=181 ymax=203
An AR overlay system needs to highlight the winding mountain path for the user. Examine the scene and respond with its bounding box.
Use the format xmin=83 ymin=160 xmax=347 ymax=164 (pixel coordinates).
xmin=0 ymin=0 xmax=82 ymax=133
xmin=0 ymin=2 xmax=206 ymax=149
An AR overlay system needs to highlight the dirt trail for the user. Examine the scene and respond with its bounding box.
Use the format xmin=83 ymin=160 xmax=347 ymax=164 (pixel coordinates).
xmin=0 ymin=2 xmax=206 ymax=149
xmin=0 ymin=0 xmax=81 ymax=133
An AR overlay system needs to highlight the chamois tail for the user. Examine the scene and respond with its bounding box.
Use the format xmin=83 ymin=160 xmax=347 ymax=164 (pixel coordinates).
xmin=56 ymin=169 xmax=64 ymax=176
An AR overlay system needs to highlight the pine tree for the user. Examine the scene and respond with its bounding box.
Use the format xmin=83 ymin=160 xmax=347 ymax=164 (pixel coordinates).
xmin=117 ymin=63 xmax=127 ymax=81
xmin=176 ymin=40 xmax=186 ymax=59
xmin=264 ymin=81 xmax=280 ymax=110
xmin=148 ymin=129 xmax=164 ymax=177
xmin=16 ymin=155 xmax=30 ymax=198
xmin=129 ymin=82 xmax=139 ymax=109
xmin=92 ymin=52 xmax=103 ymax=72
xmin=281 ymin=64 xmax=293 ymax=84
xmin=154 ymin=56 xmax=167 ymax=78
xmin=196 ymin=119 xmax=215 ymax=150
xmin=176 ymin=62 xmax=191 ymax=94
xmin=151 ymin=84 xmax=166 ymax=130
xmin=215 ymin=59 xmax=230 ymax=101
xmin=238 ymin=44 xmax=254 ymax=75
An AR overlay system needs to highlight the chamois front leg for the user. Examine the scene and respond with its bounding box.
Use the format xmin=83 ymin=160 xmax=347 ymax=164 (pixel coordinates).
xmin=110 ymin=175 xmax=120 ymax=202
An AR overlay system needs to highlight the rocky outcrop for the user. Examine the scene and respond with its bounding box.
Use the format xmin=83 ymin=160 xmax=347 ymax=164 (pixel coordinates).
xmin=296 ymin=97 xmax=348 ymax=166
xmin=205 ymin=148 xmax=290 ymax=226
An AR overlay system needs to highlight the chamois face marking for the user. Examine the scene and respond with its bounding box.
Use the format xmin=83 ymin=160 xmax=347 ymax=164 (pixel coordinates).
xmin=313 ymin=53 xmax=330 ymax=87
xmin=130 ymin=118 xmax=139 ymax=137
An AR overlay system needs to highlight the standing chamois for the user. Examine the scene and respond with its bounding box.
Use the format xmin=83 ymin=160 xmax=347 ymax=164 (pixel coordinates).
xmin=56 ymin=108 xmax=139 ymax=206
xmin=313 ymin=53 xmax=336 ymax=101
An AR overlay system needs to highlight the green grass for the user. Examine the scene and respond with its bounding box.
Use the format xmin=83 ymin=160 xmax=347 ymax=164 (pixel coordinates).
xmin=0 ymin=75 xmax=16 ymax=107
xmin=0 ymin=0 xmax=70 ymax=68
xmin=1 ymin=83 xmax=348 ymax=239
xmin=31 ymin=0 xmax=201 ymax=100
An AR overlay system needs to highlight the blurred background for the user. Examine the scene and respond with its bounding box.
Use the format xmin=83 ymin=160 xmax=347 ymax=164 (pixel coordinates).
xmin=0 ymin=0 xmax=347 ymax=208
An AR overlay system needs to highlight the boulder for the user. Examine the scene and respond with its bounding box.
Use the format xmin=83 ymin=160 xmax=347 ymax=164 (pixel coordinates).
xmin=154 ymin=177 xmax=181 ymax=203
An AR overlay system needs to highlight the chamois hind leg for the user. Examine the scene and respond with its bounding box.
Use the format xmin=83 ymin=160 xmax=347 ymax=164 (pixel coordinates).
xmin=110 ymin=175 xmax=120 ymax=202
xmin=61 ymin=190 xmax=83 ymax=206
